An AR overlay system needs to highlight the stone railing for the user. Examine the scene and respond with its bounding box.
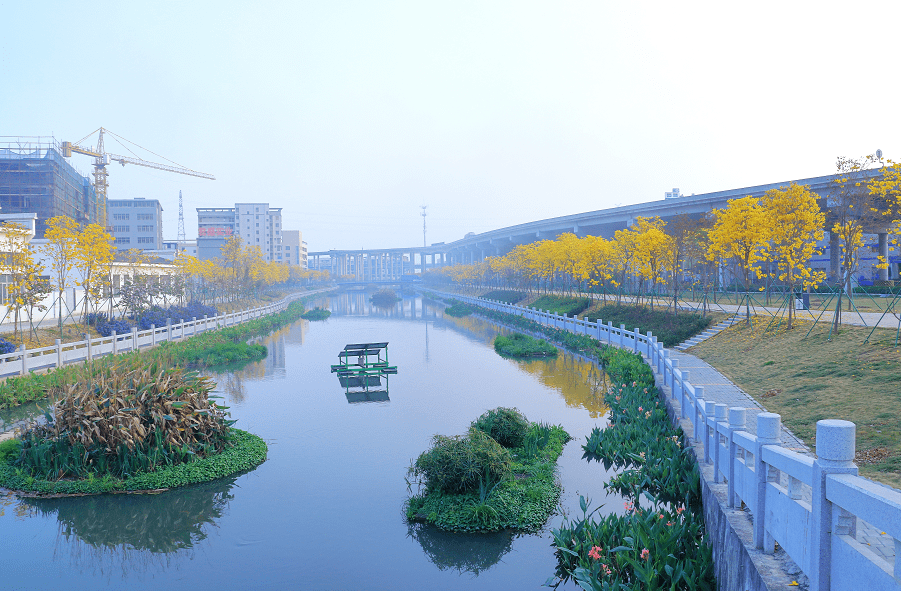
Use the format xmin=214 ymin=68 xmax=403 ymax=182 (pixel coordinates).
xmin=0 ymin=291 xmax=313 ymax=378
xmin=443 ymin=292 xmax=901 ymax=591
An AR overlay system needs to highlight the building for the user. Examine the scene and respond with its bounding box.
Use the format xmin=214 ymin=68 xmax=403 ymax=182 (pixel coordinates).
xmin=233 ymin=202 xmax=283 ymax=261
xmin=196 ymin=207 xmax=236 ymax=260
xmin=197 ymin=202 xmax=295 ymax=262
xmin=160 ymin=239 xmax=198 ymax=259
xmin=0 ymin=137 xmax=100 ymax=237
xmin=108 ymin=198 xmax=164 ymax=250
xmin=280 ymin=230 xmax=307 ymax=267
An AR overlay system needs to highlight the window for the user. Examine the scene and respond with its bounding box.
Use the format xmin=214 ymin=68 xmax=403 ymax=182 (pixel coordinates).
xmin=113 ymin=213 xmax=129 ymax=221
xmin=137 ymin=213 xmax=154 ymax=220
xmin=138 ymin=225 xmax=154 ymax=232
xmin=115 ymin=237 xmax=131 ymax=245
xmin=137 ymin=237 xmax=154 ymax=244
xmin=113 ymin=225 xmax=130 ymax=233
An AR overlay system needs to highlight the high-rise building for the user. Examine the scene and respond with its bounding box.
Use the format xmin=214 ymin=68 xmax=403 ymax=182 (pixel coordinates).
xmin=280 ymin=230 xmax=307 ymax=267
xmin=0 ymin=137 xmax=100 ymax=236
xmin=197 ymin=202 xmax=293 ymax=262
xmin=108 ymin=198 xmax=164 ymax=250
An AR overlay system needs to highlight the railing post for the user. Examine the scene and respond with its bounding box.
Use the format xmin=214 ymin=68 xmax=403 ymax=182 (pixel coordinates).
xmin=809 ymin=420 xmax=858 ymax=591
xmin=606 ymin=321 xmax=613 ymax=343
xmin=619 ymin=323 xmax=626 ymax=347
xmin=680 ymin=370 xmax=691 ymax=418
xmin=167 ymin=318 xmax=172 ymax=342
xmin=633 ymin=327 xmax=640 ymax=353
xmin=704 ymin=400 xmax=716 ymax=463
xmin=192 ymin=317 xmax=197 ymax=337
xmin=754 ymin=412 xmax=781 ymax=551
xmin=713 ymin=403 xmax=727 ymax=482
xmin=19 ymin=344 xmax=27 ymax=376
xmin=132 ymin=327 xmax=138 ymax=351
xmin=647 ymin=332 xmax=654 ymax=363
xmin=151 ymin=324 xmax=156 ymax=346
xmin=727 ymin=407 xmax=746 ymax=507
xmin=693 ymin=385 xmax=705 ymax=441
xmin=55 ymin=339 xmax=62 ymax=368
xmin=84 ymin=333 xmax=92 ymax=362
xmin=669 ymin=359 xmax=679 ymax=396
xmin=112 ymin=330 xmax=118 ymax=354
xmin=658 ymin=346 xmax=666 ymax=376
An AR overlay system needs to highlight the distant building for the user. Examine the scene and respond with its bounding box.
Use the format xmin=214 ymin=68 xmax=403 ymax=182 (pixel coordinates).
xmin=197 ymin=202 xmax=295 ymax=262
xmin=108 ymin=198 xmax=164 ymax=250
xmin=0 ymin=138 xmax=100 ymax=236
xmin=280 ymin=230 xmax=307 ymax=267
xmin=665 ymin=188 xmax=683 ymax=199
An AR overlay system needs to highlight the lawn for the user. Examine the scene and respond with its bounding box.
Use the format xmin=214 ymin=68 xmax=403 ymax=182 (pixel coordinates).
xmin=688 ymin=317 xmax=901 ymax=489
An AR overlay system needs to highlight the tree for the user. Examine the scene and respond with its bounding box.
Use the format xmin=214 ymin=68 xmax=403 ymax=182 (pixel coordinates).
xmin=707 ymin=196 xmax=770 ymax=323
xmin=40 ymin=216 xmax=80 ymax=336
xmin=665 ymin=214 xmax=708 ymax=314
xmin=828 ymin=155 xmax=895 ymax=323
xmin=0 ymin=222 xmax=47 ymax=340
xmin=74 ymin=223 xmax=114 ymax=325
xmin=763 ymin=184 xmax=826 ymax=329
xmin=630 ymin=217 xmax=673 ymax=310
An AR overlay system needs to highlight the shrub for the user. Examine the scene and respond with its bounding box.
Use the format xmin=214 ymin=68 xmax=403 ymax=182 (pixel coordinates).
xmin=14 ymin=360 xmax=233 ymax=480
xmin=0 ymin=338 xmax=15 ymax=355
xmin=444 ymin=301 xmax=473 ymax=317
xmin=471 ymin=407 xmax=530 ymax=449
xmin=301 ymin=307 xmax=331 ymax=321
xmin=412 ymin=428 xmax=513 ymax=494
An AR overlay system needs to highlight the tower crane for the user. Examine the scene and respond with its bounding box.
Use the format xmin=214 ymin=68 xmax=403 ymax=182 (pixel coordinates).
xmin=61 ymin=127 xmax=215 ymax=227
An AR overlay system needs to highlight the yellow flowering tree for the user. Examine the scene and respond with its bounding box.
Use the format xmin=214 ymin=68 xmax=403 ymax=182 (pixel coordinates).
xmin=74 ymin=223 xmax=114 ymax=325
xmin=40 ymin=215 xmax=80 ymax=335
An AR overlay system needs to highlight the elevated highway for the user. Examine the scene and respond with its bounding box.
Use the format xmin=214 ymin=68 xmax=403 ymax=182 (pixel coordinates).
xmin=310 ymin=169 xmax=889 ymax=280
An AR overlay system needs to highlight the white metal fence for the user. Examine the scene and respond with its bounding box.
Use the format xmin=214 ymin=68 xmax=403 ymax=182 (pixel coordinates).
xmin=444 ymin=292 xmax=901 ymax=591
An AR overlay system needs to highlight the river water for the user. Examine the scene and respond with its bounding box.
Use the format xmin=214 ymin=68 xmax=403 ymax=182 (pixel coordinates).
xmin=0 ymin=292 xmax=622 ymax=590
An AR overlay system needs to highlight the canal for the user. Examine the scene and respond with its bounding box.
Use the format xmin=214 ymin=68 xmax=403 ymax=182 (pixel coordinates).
xmin=0 ymin=292 xmax=622 ymax=590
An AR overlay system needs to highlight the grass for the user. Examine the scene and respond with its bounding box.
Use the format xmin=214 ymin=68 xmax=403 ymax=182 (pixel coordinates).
xmin=529 ymin=295 xmax=590 ymax=317
xmin=443 ymin=301 xmax=473 ymax=317
xmin=493 ymin=333 xmax=558 ymax=358
xmin=479 ymin=290 xmax=527 ymax=304
xmin=301 ymin=307 xmax=331 ymax=321
xmin=689 ymin=317 xmax=901 ymax=489
xmin=585 ymin=304 xmax=714 ymax=347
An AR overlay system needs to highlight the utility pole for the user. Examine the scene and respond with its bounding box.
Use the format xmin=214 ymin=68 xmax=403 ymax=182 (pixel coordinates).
xmin=420 ymin=205 xmax=427 ymax=247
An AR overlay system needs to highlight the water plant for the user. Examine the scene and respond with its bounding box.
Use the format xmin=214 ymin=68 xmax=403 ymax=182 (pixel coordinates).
xmin=301 ymin=307 xmax=331 ymax=321
xmin=443 ymin=301 xmax=473 ymax=317
xmin=493 ymin=332 xmax=558 ymax=358
xmin=406 ymin=411 xmax=570 ymax=533
xmin=370 ymin=289 xmax=400 ymax=306
xmin=470 ymin=406 xmax=530 ymax=449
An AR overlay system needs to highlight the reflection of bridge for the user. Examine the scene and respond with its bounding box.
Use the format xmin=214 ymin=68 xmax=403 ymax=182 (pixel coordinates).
xmin=310 ymin=169 xmax=892 ymax=281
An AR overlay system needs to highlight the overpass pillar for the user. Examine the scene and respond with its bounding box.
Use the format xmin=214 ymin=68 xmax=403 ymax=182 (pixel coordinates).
xmin=830 ymin=232 xmax=840 ymax=280
xmin=878 ymin=232 xmax=889 ymax=281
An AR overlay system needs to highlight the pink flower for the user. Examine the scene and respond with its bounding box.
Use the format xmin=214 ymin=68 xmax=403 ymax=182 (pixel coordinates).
xmin=638 ymin=406 xmax=643 ymax=412
xmin=641 ymin=548 xmax=650 ymax=560
xmin=588 ymin=546 xmax=602 ymax=560
xmin=676 ymin=507 xmax=684 ymax=515
xmin=632 ymin=381 xmax=636 ymax=386
xmin=658 ymin=513 xmax=664 ymax=519
xmin=667 ymin=521 xmax=673 ymax=526
xmin=624 ymin=501 xmax=634 ymax=512
xmin=601 ymin=563 xmax=612 ymax=575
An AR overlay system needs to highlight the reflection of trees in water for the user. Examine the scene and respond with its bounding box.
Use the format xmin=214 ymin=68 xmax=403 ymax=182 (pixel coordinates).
xmin=22 ymin=475 xmax=236 ymax=555
xmin=515 ymin=355 xmax=610 ymax=418
xmin=442 ymin=314 xmax=610 ymax=418
xmin=407 ymin=523 xmax=514 ymax=576
xmin=217 ymin=371 xmax=247 ymax=403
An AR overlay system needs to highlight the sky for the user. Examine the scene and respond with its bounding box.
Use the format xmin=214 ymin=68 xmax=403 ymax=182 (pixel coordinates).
xmin=2 ymin=1 xmax=900 ymax=253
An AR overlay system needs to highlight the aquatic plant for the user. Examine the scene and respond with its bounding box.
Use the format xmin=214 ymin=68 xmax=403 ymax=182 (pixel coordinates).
xmin=370 ymin=289 xmax=400 ymax=306
xmin=493 ymin=332 xmax=557 ymax=358
xmin=470 ymin=406 xmax=531 ymax=449
xmin=301 ymin=307 xmax=331 ymax=320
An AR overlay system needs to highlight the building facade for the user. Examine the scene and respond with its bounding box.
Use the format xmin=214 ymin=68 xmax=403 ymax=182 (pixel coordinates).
xmin=198 ymin=202 xmax=297 ymax=263
xmin=0 ymin=138 xmax=99 ymax=237
xmin=280 ymin=230 xmax=308 ymax=267
xmin=108 ymin=198 xmax=163 ymax=250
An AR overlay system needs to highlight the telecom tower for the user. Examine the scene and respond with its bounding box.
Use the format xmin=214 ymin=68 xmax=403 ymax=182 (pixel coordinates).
xmin=177 ymin=190 xmax=186 ymax=250
xmin=420 ymin=205 xmax=427 ymax=247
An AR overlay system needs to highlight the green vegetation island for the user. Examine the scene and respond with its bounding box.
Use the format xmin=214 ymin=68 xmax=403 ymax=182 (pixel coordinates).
xmin=405 ymin=407 xmax=571 ymax=533
xmin=494 ymin=332 xmax=558 ymax=358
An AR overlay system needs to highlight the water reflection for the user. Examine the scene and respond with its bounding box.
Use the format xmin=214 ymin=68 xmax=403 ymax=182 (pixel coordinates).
xmin=326 ymin=291 xmax=443 ymax=320
xmin=407 ymin=523 xmax=514 ymax=576
xmin=22 ymin=476 xmax=236 ymax=554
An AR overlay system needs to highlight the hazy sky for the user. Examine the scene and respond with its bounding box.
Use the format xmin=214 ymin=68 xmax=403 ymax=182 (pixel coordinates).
xmin=3 ymin=1 xmax=899 ymax=252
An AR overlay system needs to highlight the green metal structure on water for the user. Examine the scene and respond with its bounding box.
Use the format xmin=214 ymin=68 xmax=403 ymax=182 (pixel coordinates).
xmin=330 ymin=342 xmax=398 ymax=393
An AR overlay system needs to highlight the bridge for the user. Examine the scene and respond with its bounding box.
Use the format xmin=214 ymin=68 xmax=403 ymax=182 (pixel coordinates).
xmin=309 ymin=169 xmax=891 ymax=281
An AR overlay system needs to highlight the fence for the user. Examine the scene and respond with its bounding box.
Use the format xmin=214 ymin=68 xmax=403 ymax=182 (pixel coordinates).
xmin=443 ymin=291 xmax=901 ymax=591
xmin=0 ymin=291 xmax=313 ymax=378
